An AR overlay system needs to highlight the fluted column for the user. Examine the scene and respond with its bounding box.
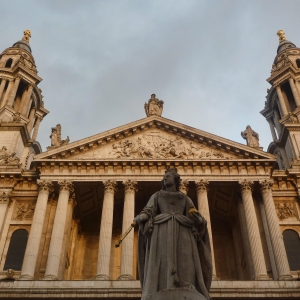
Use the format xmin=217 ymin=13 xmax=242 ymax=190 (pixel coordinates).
xmin=179 ymin=179 xmax=189 ymax=194
xmin=43 ymin=180 xmax=74 ymax=280
xmin=276 ymin=85 xmax=288 ymax=116
xmin=6 ymin=76 xmax=21 ymax=107
xmin=195 ymin=179 xmax=218 ymax=280
xmin=259 ymin=180 xmax=293 ymax=280
xmin=21 ymin=84 xmax=34 ymax=116
xmin=95 ymin=180 xmax=117 ymax=280
xmin=238 ymin=180 xmax=269 ymax=280
xmin=289 ymin=77 xmax=300 ymax=107
xmin=118 ymin=180 xmax=138 ymax=280
xmin=0 ymin=78 xmax=7 ymax=107
xmin=19 ymin=180 xmax=53 ymax=280
xmin=31 ymin=116 xmax=42 ymax=141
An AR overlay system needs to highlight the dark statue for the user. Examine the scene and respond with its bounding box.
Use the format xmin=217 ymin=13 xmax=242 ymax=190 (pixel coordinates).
xmin=134 ymin=168 xmax=212 ymax=300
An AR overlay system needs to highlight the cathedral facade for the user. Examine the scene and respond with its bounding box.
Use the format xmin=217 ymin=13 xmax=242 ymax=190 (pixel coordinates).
xmin=0 ymin=30 xmax=299 ymax=298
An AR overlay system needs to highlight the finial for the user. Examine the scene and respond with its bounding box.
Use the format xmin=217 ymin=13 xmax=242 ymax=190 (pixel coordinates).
xmin=22 ymin=30 xmax=31 ymax=43
xmin=277 ymin=30 xmax=286 ymax=43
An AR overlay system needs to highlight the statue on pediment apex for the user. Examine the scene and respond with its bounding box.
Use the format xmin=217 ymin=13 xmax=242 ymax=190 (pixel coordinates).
xmin=241 ymin=125 xmax=260 ymax=148
xmin=144 ymin=94 xmax=164 ymax=117
xmin=50 ymin=124 xmax=69 ymax=147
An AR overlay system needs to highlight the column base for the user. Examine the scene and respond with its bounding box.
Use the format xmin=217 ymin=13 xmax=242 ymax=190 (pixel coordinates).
xmin=254 ymin=274 xmax=271 ymax=280
xmin=17 ymin=274 xmax=34 ymax=281
xmin=43 ymin=274 xmax=58 ymax=280
xmin=94 ymin=274 xmax=110 ymax=280
xmin=212 ymin=274 xmax=220 ymax=281
xmin=117 ymin=274 xmax=134 ymax=280
xmin=279 ymin=274 xmax=294 ymax=280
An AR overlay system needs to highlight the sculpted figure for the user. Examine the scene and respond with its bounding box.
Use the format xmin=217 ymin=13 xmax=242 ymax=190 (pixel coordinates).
xmin=50 ymin=124 xmax=70 ymax=147
xmin=288 ymin=112 xmax=298 ymax=123
xmin=241 ymin=125 xmax=260 ymax=147
xmin=134 ymin=168 xmax=212 ymax=300
xmin=144 ymin=94 xmax=164 ymax=117
xmin=50 ymin=127 xmax=59 ymax=146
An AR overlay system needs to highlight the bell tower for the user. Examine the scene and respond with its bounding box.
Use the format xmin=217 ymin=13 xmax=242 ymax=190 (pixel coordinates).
xmin=0 ymin=30 xmax=48 ymax=169
xmin=261 ymin=30 xmax=300 ymax=170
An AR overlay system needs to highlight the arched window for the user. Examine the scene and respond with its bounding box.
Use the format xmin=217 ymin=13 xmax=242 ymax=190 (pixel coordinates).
xmin=4 ymin=58 xmax=12 ymax=68
xmin=283 ymin=229 xmax=300 ymax=271
xmin=4 ymin=229 xmax=28 ymax=270
xmin=296 ymin=59 xmax=300 ymax=68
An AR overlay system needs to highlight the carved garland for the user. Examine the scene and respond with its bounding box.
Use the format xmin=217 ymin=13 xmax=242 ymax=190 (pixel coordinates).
xmin=275 ymin=203 xmax=295 ymax=220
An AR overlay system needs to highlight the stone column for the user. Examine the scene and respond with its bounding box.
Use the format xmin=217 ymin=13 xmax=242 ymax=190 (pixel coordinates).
xmin=179 ymin=179 xmax=189 ymax=194
xmin=289 ymin=77 xmax=300 ymax=107
xmin=118 ymin=180 xmax=138 ymax=280
xmin=0 ymin=78 xmax=7 ymax=107
xmin=276 ymin=85 xmax=288 ymax=116
xmin=27 ymin=109 xmax=36 ymax=132
xmin=95 ymin=180 xmax=117 ymax=280
xmin=21 ymin=84 xmax=34 ymax=116
xmin=31 ymin=116 xmax=42 ymax=141
xmin=43 ymin=180 xmax=74 ymax=280
xmin=19 ymin=180 xmax=53 ymax=280
xmin=267 ymin=119 xmax=277 ymax=141
xmin=259 ymin=180 xmax=293 ymax=280
xmin=0 ymin=192 xmax=11 ymax=234
xmin=238 ymin=180 xmax=269 ymax=280
xmin=195 ymin=179 xmax=218 ymax=280
xmin=2 ymin=79 xmax=13 ymax=107
xmin=6 ymin=76 xmax=21 ymax=107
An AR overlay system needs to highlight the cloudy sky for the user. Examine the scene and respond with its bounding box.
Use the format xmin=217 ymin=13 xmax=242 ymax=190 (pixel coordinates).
xmin=1 ymin=0 xmax=300 ymax=151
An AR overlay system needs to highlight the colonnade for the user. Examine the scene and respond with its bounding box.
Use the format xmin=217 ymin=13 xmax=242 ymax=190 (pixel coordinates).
xmin=0 ymin=76 xmax=34 ymax=117
xmin=18 ymin=178 xmax=292 ymax=281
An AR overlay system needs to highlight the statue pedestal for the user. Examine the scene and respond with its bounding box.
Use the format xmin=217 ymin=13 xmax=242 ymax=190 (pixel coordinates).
xmin=144 ymin=288 xmax=208 ymax=300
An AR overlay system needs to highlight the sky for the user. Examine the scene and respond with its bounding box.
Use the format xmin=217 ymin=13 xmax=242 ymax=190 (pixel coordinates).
xmin=1 ymin=0 xmax=300 ymax=152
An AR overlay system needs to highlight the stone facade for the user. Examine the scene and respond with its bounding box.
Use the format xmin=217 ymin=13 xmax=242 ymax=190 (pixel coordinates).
xmin=0 ymin=30 xmax=300 ymax=299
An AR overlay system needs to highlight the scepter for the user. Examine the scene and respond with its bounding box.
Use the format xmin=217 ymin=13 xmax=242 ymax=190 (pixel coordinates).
xmin=115 ymin=221 xmax=136 ymax=248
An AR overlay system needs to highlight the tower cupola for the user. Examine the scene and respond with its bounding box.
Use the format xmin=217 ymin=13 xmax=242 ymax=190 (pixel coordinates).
xmin=0 ymin=30 xmax=49 ymax=169
xmin=261 ymin=30 xmax=300 ymax=170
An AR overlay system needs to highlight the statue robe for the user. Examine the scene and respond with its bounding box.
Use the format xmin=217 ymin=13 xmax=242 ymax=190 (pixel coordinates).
xmin=138 ymin=190 xmax=212 ymax=300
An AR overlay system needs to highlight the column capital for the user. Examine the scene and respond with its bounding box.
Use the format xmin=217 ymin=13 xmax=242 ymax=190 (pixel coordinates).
xmin=122 ymin=180 xmax=138 ymax=192
xmin=179 ymin=179 xmax=189 ymax=194
xmin=37 ymin=179 xmax=53 ymax=193
xmin=259 ymin=179 xmax=273 ymax=191
xmin=103 ymin=180 xmax=117 ymax=192
xmin=238 ymin=179 xmax=254 ymax=191
xmin=0 ymin=191 xmax=11 ymax=204
xmin=58 ymin=180 xmax=74 ymax=193
xmin=195 ymin=179 xmax=209 ymax=191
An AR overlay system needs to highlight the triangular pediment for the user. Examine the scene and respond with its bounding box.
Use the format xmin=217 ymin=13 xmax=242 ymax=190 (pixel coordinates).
xmin=35 ymin=116 xmax=275 ymax=161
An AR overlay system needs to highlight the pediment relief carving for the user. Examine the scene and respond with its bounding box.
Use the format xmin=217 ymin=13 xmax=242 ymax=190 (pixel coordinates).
xmin=68 ymin=130 xmax=236 ymax=160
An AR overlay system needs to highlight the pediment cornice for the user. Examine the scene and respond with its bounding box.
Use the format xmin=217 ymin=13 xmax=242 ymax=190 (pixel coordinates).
xmin=35 ymin=116 xmax=275 ymax=163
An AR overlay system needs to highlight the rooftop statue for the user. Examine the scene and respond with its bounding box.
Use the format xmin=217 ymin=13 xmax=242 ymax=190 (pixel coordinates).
xmin=241 ymin=125 xmax=260 ymax=148
xmin=22 ymin=30 xmax=31 ymax=43
xmin=133 ymin=168 xmax=212 ymax=300
xmin=144 ymin=94 xmax=164 ymax=117
xmin=50 ymin=124 xmax=69 ymax=147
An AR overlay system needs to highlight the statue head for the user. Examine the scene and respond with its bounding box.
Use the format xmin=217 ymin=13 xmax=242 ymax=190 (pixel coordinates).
xmin=161 ymin=167 xmax=181 ymax=191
